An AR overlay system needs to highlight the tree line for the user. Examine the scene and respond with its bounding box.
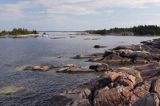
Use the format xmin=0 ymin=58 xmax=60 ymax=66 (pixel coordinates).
xmin=0 ymin=28 xmax=38 ymax=36
xmin=87 ymin=25 xmax=160 ymax=36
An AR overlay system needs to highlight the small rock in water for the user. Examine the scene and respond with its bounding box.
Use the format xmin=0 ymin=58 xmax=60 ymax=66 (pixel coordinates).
xmin=0 ymin=86 xmax=25 ymax=95
xmin=92 ymin=38 xmax=100 ymax=40
xmin=23 ymin=65 xmax=59 ymax=72
xmin=72 ymin=54 xmax=92 ymax=59
xmin=16 ymin=65 xmax=29 ymax=71
xmin=94 ymin=45 xmax=107 ymax=49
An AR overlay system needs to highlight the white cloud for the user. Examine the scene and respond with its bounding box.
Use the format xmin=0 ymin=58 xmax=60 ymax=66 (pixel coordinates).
xmin=1 ymin=0 xmax=160 ymax=30
xmin=32 ymin=0 xmax=160 ymax=15
xmin=0 ymin=1 xmax=29 ymax=21
xmin=1 ymin=0 xmax=160 ymax=18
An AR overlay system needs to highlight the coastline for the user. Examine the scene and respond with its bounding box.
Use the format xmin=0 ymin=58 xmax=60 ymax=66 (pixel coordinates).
xmin=0 ymin=32 xmax=160 ymax=105
xmin=51 ymin=38 xmax=160 ymax=106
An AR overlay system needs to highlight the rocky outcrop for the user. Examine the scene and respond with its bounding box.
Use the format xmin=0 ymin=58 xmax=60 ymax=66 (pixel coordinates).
xmin=51 ymin=63 xmax=160 ymax=106
xmin=51 ymin=38 xmax=160 ymax=106
xmin=88 ymin=39 xmax=160 ymax=66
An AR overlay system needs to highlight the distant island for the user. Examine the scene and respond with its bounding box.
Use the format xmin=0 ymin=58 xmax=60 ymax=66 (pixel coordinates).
xmin=0 ymin=28 xmax=39 ymax=38
xmin=86 ymin=25 xmax=160 ymax=36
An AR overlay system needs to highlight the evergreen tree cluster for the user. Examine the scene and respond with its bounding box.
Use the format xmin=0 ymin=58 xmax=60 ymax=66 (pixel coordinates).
xmin=0 ymin=28 xmax=38 ymax=36
xmin=87 ymin=25 xmax=160 ymax=35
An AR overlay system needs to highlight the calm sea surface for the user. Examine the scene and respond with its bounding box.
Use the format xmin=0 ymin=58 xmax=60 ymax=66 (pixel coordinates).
xmin=0 ymin=32 xmax=159 ymax=105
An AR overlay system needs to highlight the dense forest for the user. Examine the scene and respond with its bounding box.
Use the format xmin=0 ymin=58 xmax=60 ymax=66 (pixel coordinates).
xmin=87 ymin=25 xmax=160 ymax=36
xmin=0 ymin=28 xmax=38 ymax=36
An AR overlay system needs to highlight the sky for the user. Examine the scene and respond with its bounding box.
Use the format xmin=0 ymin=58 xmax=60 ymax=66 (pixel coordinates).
xmin=1 ymin=0 xmax=160 ymax=31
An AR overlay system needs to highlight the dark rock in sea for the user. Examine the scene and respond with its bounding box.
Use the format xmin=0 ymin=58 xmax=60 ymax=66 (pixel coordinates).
xmin=43 ymin=32 xmax=46 ymax=35
xmin=94 ymin=45 xmax=107 ymax=49
xmin=50 ymin=37 xmax=66 ymax=39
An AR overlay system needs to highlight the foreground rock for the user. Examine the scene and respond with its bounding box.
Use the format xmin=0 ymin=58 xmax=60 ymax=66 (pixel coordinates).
xmin=51 ymin=62 xmax=160 ymax=106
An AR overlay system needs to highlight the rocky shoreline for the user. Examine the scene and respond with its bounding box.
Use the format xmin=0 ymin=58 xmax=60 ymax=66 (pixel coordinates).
xmin=50 ymin=38 xmax=160 ymax=106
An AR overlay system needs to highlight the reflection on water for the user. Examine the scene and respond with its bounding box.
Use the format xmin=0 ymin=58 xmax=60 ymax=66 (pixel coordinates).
xmin=0 ymin=32 xmax=159 ymax=105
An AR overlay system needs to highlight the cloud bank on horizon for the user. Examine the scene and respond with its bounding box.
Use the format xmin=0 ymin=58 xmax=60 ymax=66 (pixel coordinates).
xmin=0 ymin=0 xmax=160 ymax=31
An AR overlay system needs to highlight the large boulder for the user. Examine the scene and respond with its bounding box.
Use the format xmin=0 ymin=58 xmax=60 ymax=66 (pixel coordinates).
xmin=130 ymin=81 xmax=151 ymax=105
xmin=94 ymin=86 xmax=131 ymax=106
xmin=116 ymin=67 xmax=143 ymax=83
xmin=105 ymin=71 xmax=136 ymax=88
